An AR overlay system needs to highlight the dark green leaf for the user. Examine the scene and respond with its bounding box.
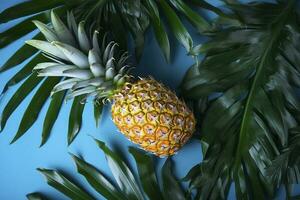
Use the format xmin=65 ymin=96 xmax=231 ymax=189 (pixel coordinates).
xmin=11 ymin=77 xmax=60 ymax=144
xmin=188 ymin=0 xmax=237 ymax=21
xmin=26 ymin=192 xmax=48 ymax=200
xmin=71 ymin=153 xmax=125 ymax=200
xmin=292 ymin=194 xmax=300 ymax=200
xmin=158 ymin=0 xmax=193 ymax=51
xmin=68 ymin=96 xmax=86 ymax=145
xmin=169 ymin=0 xmax=211 ymax=33
xmin=0 ymin=53 xmax=46 ymax=96
xmin=38 ymin=168 xmax=96 ymax=200
xmin=93 ymin=101 xmax=103 ymax=127
xmin=40 ymin=91 xmax=65 ymax=147
xmin=0 ymin=0 xmax=64 ymax=23
xmin=144 ymin=0 xmax=170 ymax=62
xmin=0 ymin=12 xmax=49 ymax=49
xmin=0 ymin=73 xmax=43 ymax=132
xmin=95 ymin=140 xmax=144 ymax=200
xmin=181 ymin=0 xmax=300 ymax=199
xmin=162 ymin=158 xmax=185 ymax=200
xmin=129 ymin=147 xmax=164 ymax=200
xmin=0 ymin=33 xmax=43 ymax=73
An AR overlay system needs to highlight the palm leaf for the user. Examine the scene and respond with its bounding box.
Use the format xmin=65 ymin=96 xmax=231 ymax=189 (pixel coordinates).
xmin=0 ymin=73 xmax=43 ymax=132
xmin=181 ymin=0 xmax=300 ymax=199
xmin=162 ymin=158 xmax=186 ymax=200
xmin=70 ymin=153 xmax=124 ymax=200
xmin=95 ymin=140 xmax=145 ymax=200
xmin=38 ymin=168 xmax=96 ymax=200
xmin=0 ymin=0 xmax=64 ymax=23
xmin=93 ymin=100 xmax=103 ymax=127
xmin=28 ymin=140 xmax=186 ymax=200
xmin=26 ymin=193 xmax=48 ymax=200
xmin=40 ymin=91 xmax=65 ymax=146
xmin=129 ymin=147 xmax=164 ymax=200
xmin=67 ymin=96 xmax=86 ymax=145
xmin=11 ymin=77 xmax=61 ymax=144
xmin=0 ymin=33 xmax=42 ymax=73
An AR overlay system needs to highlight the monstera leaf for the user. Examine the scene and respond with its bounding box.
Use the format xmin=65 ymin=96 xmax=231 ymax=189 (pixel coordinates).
xmin=181 ymin=0 xmax=300 ymax=199
xmin=27 ymin=139 xmax=186 ymax=200
xmin=0 ymin=0 xmax=219 ymax=146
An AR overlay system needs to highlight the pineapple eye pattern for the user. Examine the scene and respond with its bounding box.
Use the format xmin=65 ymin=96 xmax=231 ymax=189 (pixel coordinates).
xmin=111 ymin=79 xmax=196 ymax=156
xmin=146 ymin=111 xmax=159 ymax=123
xmin=143 ymin=124 xmax=156 ymax=135
xmin=129 ymin=101 xmax=141 ymax=114
xmin=141 ymin=100 xmax=153 ymax=110
xmin=156 ymin=126 xmax=170 ymax=140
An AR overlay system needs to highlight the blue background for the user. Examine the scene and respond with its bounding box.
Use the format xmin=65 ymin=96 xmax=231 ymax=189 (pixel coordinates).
xmin=0 ymin=0 xmax=291 ymax=199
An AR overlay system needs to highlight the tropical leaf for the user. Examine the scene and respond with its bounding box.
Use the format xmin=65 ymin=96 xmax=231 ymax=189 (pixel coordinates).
xmin=129 ymin=147 xmax=164 ymax=200
xmin=40 ymin=91 xmax=65 ymax=146
xmin=93 ymin=100 xmax=103 ymax=127
xmin=0 ymin=0 xmax=64 ymax=23
xmin=70 ymin=153 xmax=124 ymax=200
xmin=26 ymin=193 xmax=48 ymax=200
xmin=95 ymin=140 xmax=145 ymax=200
xmin=181 ymin=0 xmax=300 ymax=199
xmin=11 ymin=77 xmax=61 ymax=144
xmin=67 ymin=96 xmax=86 ymax=145
xmin=38 ymin=168 xmax=96 ymax=200
xmin=0 ymin=0 xmax=221 ymax=146
xmin=144 ymin=0 xmax=170 ymax=62
xmin=29 ymin=140 xmax=186 ymax=200
xmin=0 ymin=73 xmax=43 ymax=132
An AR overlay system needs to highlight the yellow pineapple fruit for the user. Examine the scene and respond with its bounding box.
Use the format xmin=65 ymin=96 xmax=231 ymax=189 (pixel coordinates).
xmin=26 ymin=11 xmax=195 ymax=156
xmin=111 ymin=78 xmax=195 ymax=156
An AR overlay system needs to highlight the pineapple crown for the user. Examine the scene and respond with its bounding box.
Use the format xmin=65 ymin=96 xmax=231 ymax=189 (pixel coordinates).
xmin=26 ymin=10 xmax=133 ymax=102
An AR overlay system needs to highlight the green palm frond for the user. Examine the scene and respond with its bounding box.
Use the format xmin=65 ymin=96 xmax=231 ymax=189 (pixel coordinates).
xmin=0 ymin=0 xmax=221 ymax=146
xmin=181 ymin=0 xmax=300 ymax=199
xmin=27 ymin=139 xmax=186 ymax=200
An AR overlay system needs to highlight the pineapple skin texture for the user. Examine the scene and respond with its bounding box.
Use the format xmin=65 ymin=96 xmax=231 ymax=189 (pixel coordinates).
xmin=111 ymin=78 xmax=196 ymax=157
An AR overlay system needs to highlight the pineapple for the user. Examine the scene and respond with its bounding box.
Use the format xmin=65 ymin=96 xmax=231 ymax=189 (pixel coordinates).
xmin=26 ymin=10 xmax=196 ymax=156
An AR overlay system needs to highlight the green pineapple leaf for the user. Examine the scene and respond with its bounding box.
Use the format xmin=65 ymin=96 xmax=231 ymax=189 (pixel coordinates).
xmin=181 ymin=0 xmax=300 ymax=199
